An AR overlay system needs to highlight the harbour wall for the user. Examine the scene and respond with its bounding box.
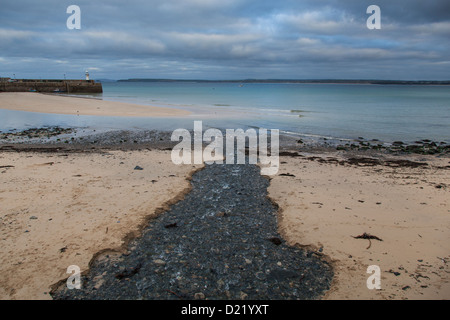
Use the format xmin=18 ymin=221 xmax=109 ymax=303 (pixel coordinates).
xmin=0 ymin=79 xmax=103 ymax=93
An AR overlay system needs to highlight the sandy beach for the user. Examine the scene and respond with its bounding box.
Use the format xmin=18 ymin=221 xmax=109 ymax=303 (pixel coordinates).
xmin=0 ymin=148 xmax=202 ymax=299
xmin=268 ymin=150 xmax=449 ymax=299
xmin=0 ymin=95 xmax=448 ymax=299
xmin=1 ymin=140 xmax=448 ymax=299
xmin=0 ymin=92 xmax=191 ymax=117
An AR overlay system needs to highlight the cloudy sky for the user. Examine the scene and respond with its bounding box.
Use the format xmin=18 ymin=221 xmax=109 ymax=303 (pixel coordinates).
xmin=1 ymin=0 xmax=449 ymax=80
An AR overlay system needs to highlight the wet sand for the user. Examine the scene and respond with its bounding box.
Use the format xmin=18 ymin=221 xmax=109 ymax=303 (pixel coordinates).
xmin=0 ymin=92 xmax=191 ymax=117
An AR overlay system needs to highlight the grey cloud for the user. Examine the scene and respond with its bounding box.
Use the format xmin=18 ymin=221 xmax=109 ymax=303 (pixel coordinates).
xmin=0 ymin=0 xmax=449 ymax=80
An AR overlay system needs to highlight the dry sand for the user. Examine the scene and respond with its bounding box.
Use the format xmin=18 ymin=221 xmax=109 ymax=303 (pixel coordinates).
xmin=1 ymin=144 xmax=448 ymax=300
xmin=267 ymin=151 xmax=449 ymax=299
xmin=0 ymin=149 xmax=202 ymax=300
xmin=0 ymin=92 xmax=191 ymax=117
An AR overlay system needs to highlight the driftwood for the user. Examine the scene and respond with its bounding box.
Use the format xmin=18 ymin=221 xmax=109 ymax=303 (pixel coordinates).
xmin=352 ymin=232 xmax=383 ymax=249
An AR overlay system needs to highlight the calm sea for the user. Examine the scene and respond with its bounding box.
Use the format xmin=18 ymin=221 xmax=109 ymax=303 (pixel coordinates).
xmin=1 ymin=81 xmax=449 ymax=144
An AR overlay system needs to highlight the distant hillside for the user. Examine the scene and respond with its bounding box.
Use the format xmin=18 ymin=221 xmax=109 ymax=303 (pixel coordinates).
xmin=117 ymin=79 xmax=450 ymax=85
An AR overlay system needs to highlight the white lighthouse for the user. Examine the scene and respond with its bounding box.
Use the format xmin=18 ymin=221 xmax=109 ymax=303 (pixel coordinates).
xmin=85 ymin=70 xmax=90 ymax=81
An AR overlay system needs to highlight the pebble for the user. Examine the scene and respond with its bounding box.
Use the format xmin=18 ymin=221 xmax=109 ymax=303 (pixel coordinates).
xmin=194 ymin=292 xmax=205 ymax=300
xmin=153 ymin=259 xmax=166 ymax=266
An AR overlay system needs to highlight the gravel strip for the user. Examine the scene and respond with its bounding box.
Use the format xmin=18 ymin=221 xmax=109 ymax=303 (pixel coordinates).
xmin=51 ymin=161 xmax=333 ymax=300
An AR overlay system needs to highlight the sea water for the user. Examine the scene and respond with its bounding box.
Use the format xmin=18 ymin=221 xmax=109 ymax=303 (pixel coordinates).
xmin=1 ymin=81 xmax=449 ymax=143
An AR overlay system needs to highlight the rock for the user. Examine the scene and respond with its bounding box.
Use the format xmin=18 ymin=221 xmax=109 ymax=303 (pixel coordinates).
xmin=164 ymin=222 xmax=178 ymax=228
xmin=153 ymin=259 xmax=166 ymax=266
xmin=240 ymin=291 xmax=248 ymax=300
xmin=93 ymin=275 xmax=105 ymax=290
xmin=268 ymin=237 xmax=282 ymax=245
xmin=389 ymin=269 xmax=401 ymax=276
xmin=134 ymin=166 xmax=143 ymax=170
xmin=194 ymin=292 xmax=205 ymax=300
xmin=402 ymin=286 xmax=410 ymax=290
xmin=29 ymin=216 xmax=38 ymax=220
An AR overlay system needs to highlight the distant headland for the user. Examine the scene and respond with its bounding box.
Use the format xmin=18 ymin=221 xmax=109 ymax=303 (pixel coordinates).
xmin=117 ymin=79 xmax=450 ymax=85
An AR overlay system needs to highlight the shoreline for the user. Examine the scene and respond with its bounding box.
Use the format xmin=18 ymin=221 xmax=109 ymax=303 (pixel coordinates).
xmin=0 ymin=92 xmax=191 ymax=117
xmin=1 ymin=128 xmax=449 ymax=300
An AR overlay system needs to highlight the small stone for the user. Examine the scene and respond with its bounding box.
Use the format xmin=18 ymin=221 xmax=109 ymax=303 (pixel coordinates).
xmin=402 ymin=286 xmax=410 ymax=290
xmin=389 ymin=270 xmax=401 ymax=276
xmin=134 ymin=166 xmax=144 ymax=170
xmin=245 ymin=259 xmax=252 ymax=264
xmin=268 ymin=237 xmax=282 ymax=245
xmin=164 ymin=222 xmax=177 ymax=228
xmin=153 ymin=259 xmax=166 ymax=266
xmin=30 ymin=216 xmax=38 ymax=220
xmin=93 ymin=276 xmax=105 ymax=290
xmin=194 ymin=292 xmax=205 ymax=300
xmin=240 ymin=291 xmax=248 ymax=300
